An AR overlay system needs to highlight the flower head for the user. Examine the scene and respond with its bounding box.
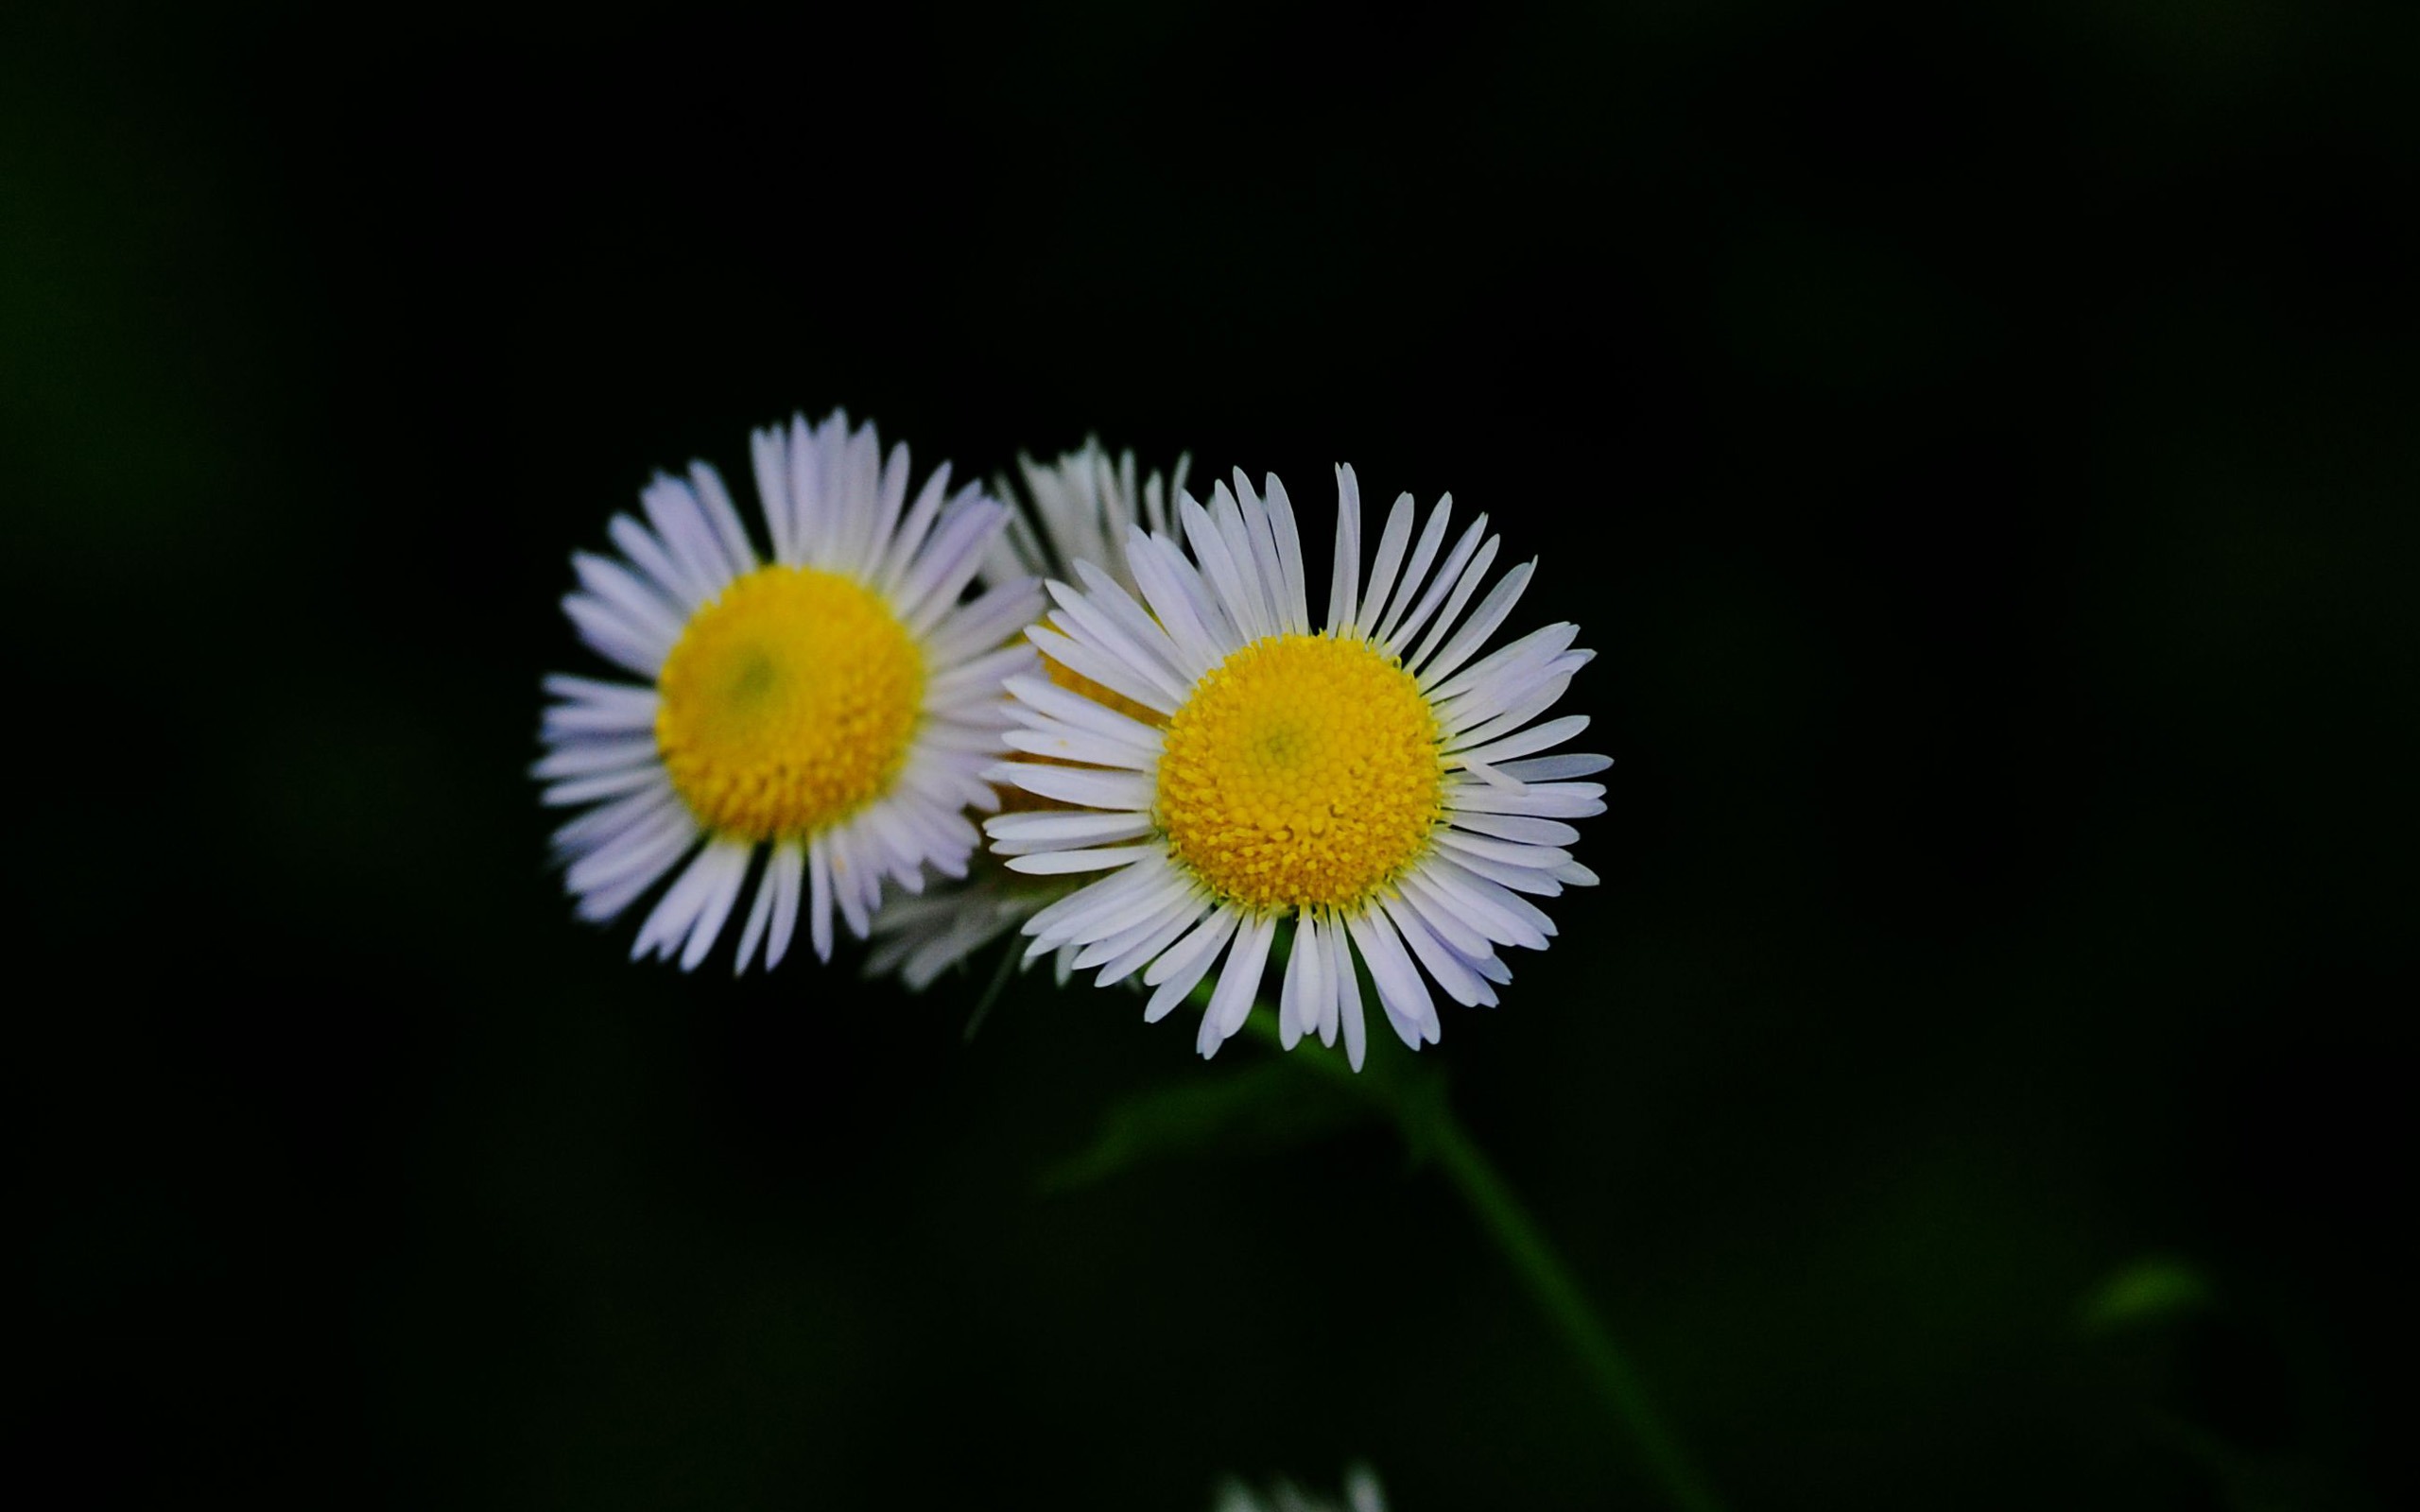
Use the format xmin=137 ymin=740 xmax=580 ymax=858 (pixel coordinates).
xmin=865 ymin=439 xmax=1191 ymax=989
xmin=538 ymin=411 xmax=1040 ymax=971
xmin=984 ymin=466 xmax=1606 ymax=1068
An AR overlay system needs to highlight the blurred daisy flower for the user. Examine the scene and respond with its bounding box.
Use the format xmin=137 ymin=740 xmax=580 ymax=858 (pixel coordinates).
xmin=984 ymin=466 xmax=1606 ymax=1068
xmin=1212 ymin=1465 xmax=1386 ymax=1512
xmin=538 ymin=411 xmax=1039 ymax=971
xmin=866 ymin=438 xmax=1190 ymax=988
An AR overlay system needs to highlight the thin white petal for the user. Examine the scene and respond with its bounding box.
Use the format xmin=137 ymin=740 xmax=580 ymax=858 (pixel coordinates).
xmin=1208 ymin=912 xmax=1278 ymax=1042
xmin=1261 ymin=472 xmax=1311 ymax=634
xmin=1333 ymin=919 xmax=1367 ymax=1069
xmin=1143 ymin=907 xmax=1242 ymax=1022
xmin=1003 ymin=674 xmax=1167 ymax=749
xmin=1452 ymin=713 xmax=1591 ymax=769
xmin=1003 ymin=844 xmax=1157 ymax=876
xmin=1391 ymin=518 xmax=1491 ymax=660
xmin=678 ymin=842 xmax=753 ymax=971
xmin=1021 ymin=627 xmax=1179 ymax=717
xmin=1449 ymin=810 xmax=1582 ymax=847
xmin=988 ymin=762 xmax=1156 ymax=812
xmin=1345 ymin=907 xmax=1437 ymax=1049
xmin=1374 ymin=495 xmax=1452 ymax=646
xmin=733 ymin=854 xmax=777 ymax=973
xmin=1380 ymin=892 xmax=1491 ymax=1007
xmin=1415 ymin=559 xmax=1534 ymax=684
xmin=1355 ymin=491 xmax=1416 ymax=633
xmin=1326 ymin=464 xmax=1363 ymax=633
xmin=1497 ymin=753 xmax=1614 ymax=781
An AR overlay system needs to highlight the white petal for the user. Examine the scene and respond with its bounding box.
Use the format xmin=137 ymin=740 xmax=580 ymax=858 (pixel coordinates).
xmin=1453 ymin=713 xmax=1591 ymax=770
xmin=1388 ymin=516 xmax=1490 ymax=659
xmin=1497 ymin=753 xmax=1614 ymax=781
xmin=1380 ymin=892 xmax=1492 ymax=1007
xmin=631 ymin=842 xmax=732 ymax=962
xmin=1003 ymin=844 xmax=1157 ymax=876
xmin=1089 ymin=898 xmax=1211 ymax=987
xmin=1333 ymin=919 xmax=1367 ymax=1069
xmin=1374 ymin=495 xmax=1452 ymax=646
xmin=1355 ymin=491 xmax=1417 ymax=633
xmin=988 ymin=762 xmax=1156 ymax=812
xmin=562 ymin=594 xmax=671 ymax=679
xmin=1445 ymin=781 xmax=1608 ymax=819
xmin=1345 ymin=907 xmax=1439 ymax=1048
xmin=1448 ymin=810 xmax=1582 ymax=847
xmin=1415 ymin=559 xmax=1533 ymax=684
xmin=1200 ymin=912 xmax=1278 ymax=1055
xmin=1143 ymin=907 xmax=1242 ymax=1022
xmin=1429 ymin=620 xmax=1578 ymax=705
xmin=923 ymin=578 xmax=1046 ymax=669
xmin=679 ymin=841 xmax=754 ymax=971
xmin=749 ymin=423 xmax=796 ymax=565
xmin=603 ymin=516 xmax=709 ymax=616
xmin=1260 ymin=472 xmax=1311 ymax=635
xmin=1000 ymin=725 xmax=1157 ymax=771
xmin=807 ymin=834 xmax=835 ymax=962
xmin=1023 ymin=627 xmax=1179 ymax=718
xmin=1128 ymin=529 xmax=1233 ymax=674
xmin=1222 ymin=474 xmax=1290 ymax=639
xmin=1181 ymin=490 xmax=1270 ymax=643
xmin=531 ymin=733 xmax=656 ymax=778
xmin=1326 ymin=464 xmax=1363 ymax=633
xmin=541 ymin=765 xmax=662 ymax=807
xmin=877 ymin=461 xmax=953 ymax=593
xmin=688 ymin=460 xmax=757 ymax=580
xmin=1407 ymin=863 xmax=1551 ymax=951
xmin=733 ymin=853 xmax=778 ymax=973
xmin=1049 ymin=572 xmax=1192 ymax=698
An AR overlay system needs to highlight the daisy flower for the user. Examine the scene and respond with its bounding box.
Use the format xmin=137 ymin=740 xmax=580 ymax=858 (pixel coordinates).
xmin=983 ymin=466 xmax=1607 ymax=1068
xmin=865 ymin=438 xmax=1190 ymax=988
xmin=537 ymin=410 xmax=1040 ymax=972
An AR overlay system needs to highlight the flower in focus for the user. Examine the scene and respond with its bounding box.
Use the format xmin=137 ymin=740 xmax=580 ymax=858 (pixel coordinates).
xmin=866 ymin=438 xmax=1190 ymax=988
xmin=1212 ymin=1465 xmax=1386 ymax=1512
xmin=537 ymin=411 xmax=1039 ymax=971
xmin=984 ymin=466 xmax=1606 ymax=1068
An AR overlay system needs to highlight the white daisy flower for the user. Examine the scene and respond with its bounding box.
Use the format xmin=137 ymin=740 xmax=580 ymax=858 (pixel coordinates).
xmin=865 ymin=438 xmax=1190 ymax=989
xmin=537 ymin=410 xmax=1041 ymax=972
xmin=983 ymin=466 xmax=1607 ymax=1069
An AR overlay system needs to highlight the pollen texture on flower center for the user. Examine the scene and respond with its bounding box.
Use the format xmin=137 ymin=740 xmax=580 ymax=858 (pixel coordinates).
xmin=654 ymin=565 xmax=924 ymax=841
xmin=1156 ymin=632 xmax=1443 ymax=911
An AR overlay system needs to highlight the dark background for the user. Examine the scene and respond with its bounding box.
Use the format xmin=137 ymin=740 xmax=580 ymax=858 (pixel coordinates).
xmin=9 ymin=1 xmax=2411 ymax=1506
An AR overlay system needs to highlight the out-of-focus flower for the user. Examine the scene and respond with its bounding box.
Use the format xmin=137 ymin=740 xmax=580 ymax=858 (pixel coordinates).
xmin=866 ymin=438 xmax=1189 ymax=988
xmin=1211 ymin=1464 xmax=1387 ymax=1512
xmin=986 ymin=465 xmax=1606 ymax=1068
xmin=537 ymin=411 xmax=1037 ymax=971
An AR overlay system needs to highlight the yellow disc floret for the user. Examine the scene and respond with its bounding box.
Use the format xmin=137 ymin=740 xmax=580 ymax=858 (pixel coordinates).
xmin=654 ymin=565 xmax=924 ymax=842
xmin=1156 ymin=633 xmax=1443 ymax=912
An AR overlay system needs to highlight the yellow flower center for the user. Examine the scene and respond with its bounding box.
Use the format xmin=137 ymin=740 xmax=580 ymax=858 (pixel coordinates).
xmin=653 ymin=565 xmax=924 ymax=842
xmin=1156 ymin=633 xmax=1443 ymax=912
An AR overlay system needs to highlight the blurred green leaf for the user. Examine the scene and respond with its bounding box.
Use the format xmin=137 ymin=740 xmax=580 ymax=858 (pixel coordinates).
xmin=2080 ymin=1256 xmax=2216 ymax=1334
xmin=1045 ymin=1057 xmax=1376 ymax=1193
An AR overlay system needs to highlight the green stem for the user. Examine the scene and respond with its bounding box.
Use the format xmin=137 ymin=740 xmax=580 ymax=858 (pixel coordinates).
xmin=1246 ymin=1010 xmax=1724 ymax=1512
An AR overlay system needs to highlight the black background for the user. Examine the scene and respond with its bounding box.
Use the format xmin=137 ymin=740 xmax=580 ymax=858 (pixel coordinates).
xmin=9 ymin=1 xmax=2412 ymax=1506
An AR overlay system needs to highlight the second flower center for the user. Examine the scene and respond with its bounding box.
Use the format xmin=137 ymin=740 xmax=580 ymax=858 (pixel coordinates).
xmin=1155 ymin=632 xmax=1443 ymax=911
